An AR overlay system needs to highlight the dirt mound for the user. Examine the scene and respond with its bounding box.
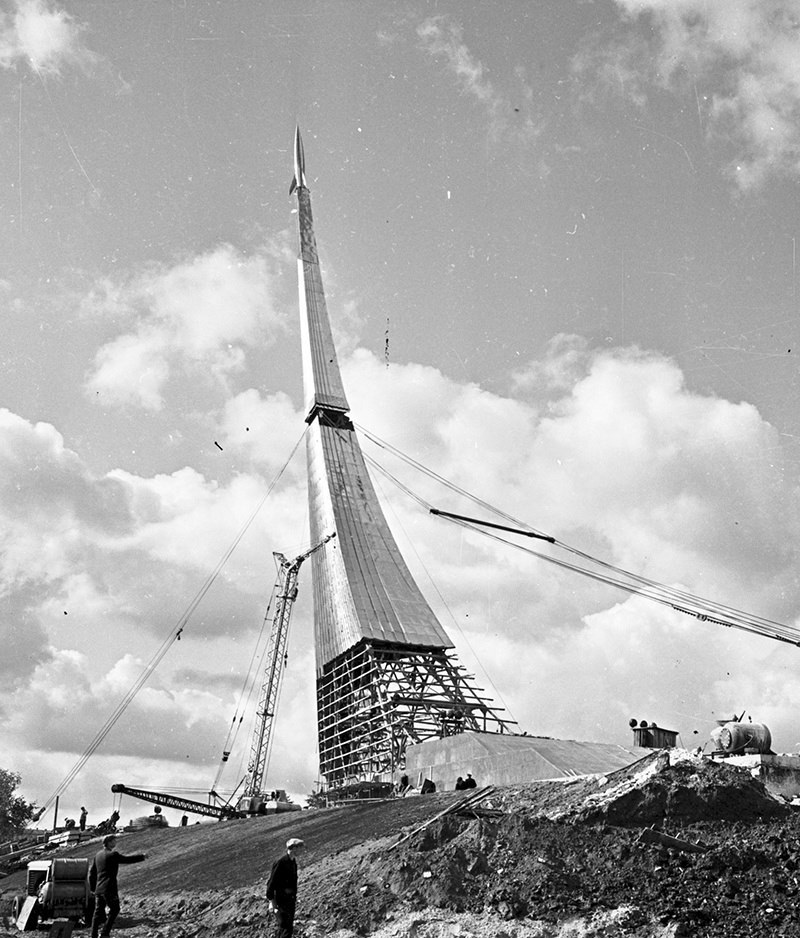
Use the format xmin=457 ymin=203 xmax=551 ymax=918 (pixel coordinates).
xmin=498 ymin=750 xmax=788 ymax=826
xmin=302 ymin=806 xmax=800 ymax=936
xmin=297 ymin=752 xmax=795 ymax=936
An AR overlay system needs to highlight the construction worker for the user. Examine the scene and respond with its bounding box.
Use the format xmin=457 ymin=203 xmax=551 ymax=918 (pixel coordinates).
xmin=266 ymin=837 xmax=304 ymax=938
xmin=89 ymin=834 xmax=146 ymax=938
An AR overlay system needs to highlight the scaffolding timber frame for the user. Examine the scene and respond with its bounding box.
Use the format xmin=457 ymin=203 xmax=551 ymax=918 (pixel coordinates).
xmin=317 ymin=641 xmax=515 ymax=786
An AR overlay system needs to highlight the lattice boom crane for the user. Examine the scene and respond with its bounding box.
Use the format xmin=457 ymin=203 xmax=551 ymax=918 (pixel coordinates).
xmin=237 ymin=532 xmax=335 ymax=810
xmin=110 ymin=534 xmax=335 ymax=821
xmin=110 ymin=784 xmax=237 ymax=819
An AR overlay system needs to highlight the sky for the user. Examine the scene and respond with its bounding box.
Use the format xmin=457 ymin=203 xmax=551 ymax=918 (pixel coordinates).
xmin=2 ymin=0 xmax=800 ymax=827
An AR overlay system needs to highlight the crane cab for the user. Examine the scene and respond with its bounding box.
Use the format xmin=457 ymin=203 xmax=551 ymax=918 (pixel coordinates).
xmin=236 ymin=790 xmax=301 ymax=815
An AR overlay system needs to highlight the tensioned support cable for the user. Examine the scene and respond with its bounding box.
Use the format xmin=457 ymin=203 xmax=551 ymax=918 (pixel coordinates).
xmin=430 ymin=508 xmax=555 ymax=543
xmin=209 ymin=588 xmax=277 ymax=794
xmin=432 ymin=512 xmax=800 ymax=647
xmin=356 ymin=424 xmax=800 ymax=650
xmin=38 ymin=428 xmax=308 ymax=819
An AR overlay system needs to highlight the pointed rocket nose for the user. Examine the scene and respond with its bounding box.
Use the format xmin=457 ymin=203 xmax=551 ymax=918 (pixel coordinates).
xmin=290 ymin=125 xmax=307 ymax=194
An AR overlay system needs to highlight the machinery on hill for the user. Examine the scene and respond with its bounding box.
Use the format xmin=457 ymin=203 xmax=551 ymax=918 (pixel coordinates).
xmin=125 ymin=804 xmax=170 ymax=830
xmin=12 ymin=858 xmax=92 ymax=929
xmin=110 ymin=536 xmax=334 ymax=820
xmin=110 ymin=783 xmax=237 ymax=820
xmin=711 ymin=713 xmax=773 ymax=755
xmin=628 ymin=711 xmax=775 ymax=758
xmin=234 ymin=535 xmax=334 ymax=813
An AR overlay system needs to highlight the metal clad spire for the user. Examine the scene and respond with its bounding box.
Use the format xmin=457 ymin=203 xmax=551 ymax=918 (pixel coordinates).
xmin=291 ymin=128 xmax=454 ymax=668
xmin=289 ymin=129 xmax=514 ymax=786
xmin=292 ymin=127 xmax=349 ymax=420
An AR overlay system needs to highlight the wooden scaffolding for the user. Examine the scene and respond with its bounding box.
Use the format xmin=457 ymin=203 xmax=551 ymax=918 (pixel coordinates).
xmin=317 ymin=641 xmax=514 ymax=786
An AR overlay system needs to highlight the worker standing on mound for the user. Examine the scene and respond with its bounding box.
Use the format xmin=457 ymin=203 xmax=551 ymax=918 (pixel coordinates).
xmin=89 ymin=834 xmax=147 ymax=938
xmin=266 ymin=837 xmax=304 ymax=938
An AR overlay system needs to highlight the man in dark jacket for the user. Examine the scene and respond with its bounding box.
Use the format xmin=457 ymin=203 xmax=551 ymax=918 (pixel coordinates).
xmin=89 ymin=834 xmax=146 ymax=938
xmin=266 ymin=837 xmax=304 ymax=938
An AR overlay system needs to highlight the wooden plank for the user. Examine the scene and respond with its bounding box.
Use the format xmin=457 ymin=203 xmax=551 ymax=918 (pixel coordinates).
xmin=48 ymin=919 xmax=75 ymax=938
xmin=637 ymin=826 xmax=708 ymax=854
xmin=388 ymin=786 xmax=496 ymax=850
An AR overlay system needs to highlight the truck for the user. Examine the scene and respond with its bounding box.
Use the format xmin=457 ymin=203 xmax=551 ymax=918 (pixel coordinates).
xmin=12 ymin=857 xmax=92 ymax=928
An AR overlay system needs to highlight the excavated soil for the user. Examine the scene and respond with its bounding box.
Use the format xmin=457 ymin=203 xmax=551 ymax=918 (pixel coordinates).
xmin=2 ymin=752 xmax=799 ymax=938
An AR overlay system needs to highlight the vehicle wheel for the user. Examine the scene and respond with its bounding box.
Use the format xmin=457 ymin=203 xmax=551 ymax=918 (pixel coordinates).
xmin=12 ymin=895 xmax=37 ymax=928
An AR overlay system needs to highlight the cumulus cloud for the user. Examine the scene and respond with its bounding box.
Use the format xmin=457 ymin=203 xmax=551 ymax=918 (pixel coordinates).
xmin=347 ymin=338 xmax=795 ymax=605
xmin=521 ymin=340 xmax=790 ymax=588
xmin=0 ymin=408 xmax=289 ymax=627
xmin=1 ymin=642 xmax=251 ymax=822
xmin=84 ymin=246 xmax=285 ymax=410
xmin=484 ymin=597 xmax=781 ymax=747
xmin=0 ymin=409 xmax=133 ymax=592
xmin=599 ymin=0 xmax=800 ymax=189
xmin=4 ymin=649 xmax=229 ymax=759
xmin=219 ymin=389 xmax=306 ymax=477
xmin=0 ymin=397 xmax=313 ymax=816
xmin=342 ymin=339 xmax=800 ymax=747
xmin=0 ymin=401 xmax=305 ymax=759
xmin=0 ymin=0 xmax=97 ymax=75
xmin=416 ymin=16 xmax=542 ymax=143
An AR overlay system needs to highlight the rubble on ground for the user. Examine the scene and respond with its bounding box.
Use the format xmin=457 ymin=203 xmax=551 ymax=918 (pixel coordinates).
xmin=500 ymin=748 xmax=788 ymax=825
xmin=300 ymin=751 xmax=796 ymax=937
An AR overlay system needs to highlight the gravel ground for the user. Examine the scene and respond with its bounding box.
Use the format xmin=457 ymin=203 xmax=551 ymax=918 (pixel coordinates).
xmin=1 ymin=752 xmax=798 ymax=938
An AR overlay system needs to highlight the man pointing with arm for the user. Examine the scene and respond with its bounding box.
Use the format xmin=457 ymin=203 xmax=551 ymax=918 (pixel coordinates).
xmin=89 ymin=834 xmax=146 ymax=938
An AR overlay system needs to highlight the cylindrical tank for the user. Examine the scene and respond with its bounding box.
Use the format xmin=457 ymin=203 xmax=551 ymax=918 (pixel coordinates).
xmin=711 ymin=721 xmax=772 ymax=754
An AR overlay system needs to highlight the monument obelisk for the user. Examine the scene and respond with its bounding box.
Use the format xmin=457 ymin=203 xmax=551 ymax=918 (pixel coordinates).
xmin=291 ymin=127 xmax=513 ymax=789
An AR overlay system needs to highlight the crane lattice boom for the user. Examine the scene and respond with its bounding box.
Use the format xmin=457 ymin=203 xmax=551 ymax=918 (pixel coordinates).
xmin=110 ymin=784 xmax=236 ymax=819
xmin=242 ymin=533 xmax=335 ymax=801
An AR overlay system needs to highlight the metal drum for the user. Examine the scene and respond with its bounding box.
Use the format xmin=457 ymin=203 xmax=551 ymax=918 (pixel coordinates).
xmin=714 ymin=721 xmax=772 ymax=754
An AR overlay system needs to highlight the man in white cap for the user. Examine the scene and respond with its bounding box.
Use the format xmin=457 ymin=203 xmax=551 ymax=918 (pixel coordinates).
xmin=266 ymin=837 xmax=304 ymax=938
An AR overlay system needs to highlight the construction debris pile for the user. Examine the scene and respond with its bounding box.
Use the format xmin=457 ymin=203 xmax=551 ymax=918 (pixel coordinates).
xmin=2 ymin=751 xmax=799 ymax=938
xmin=296 ymin=752 xmax=796 ymax=937
xmin=500 ymin=748 xmax=788 ymax=825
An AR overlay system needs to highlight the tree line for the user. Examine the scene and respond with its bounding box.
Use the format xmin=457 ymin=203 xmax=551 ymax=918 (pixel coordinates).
xmin=0 ymin=768 xmax=36 ymax=837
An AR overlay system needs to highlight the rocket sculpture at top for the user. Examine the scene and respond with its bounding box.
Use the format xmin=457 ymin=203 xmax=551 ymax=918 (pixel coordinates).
xmin=289 ymin=127 xmax=513 ymax=788
xmin=289 ymin=125 xmax=306 ymax=195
